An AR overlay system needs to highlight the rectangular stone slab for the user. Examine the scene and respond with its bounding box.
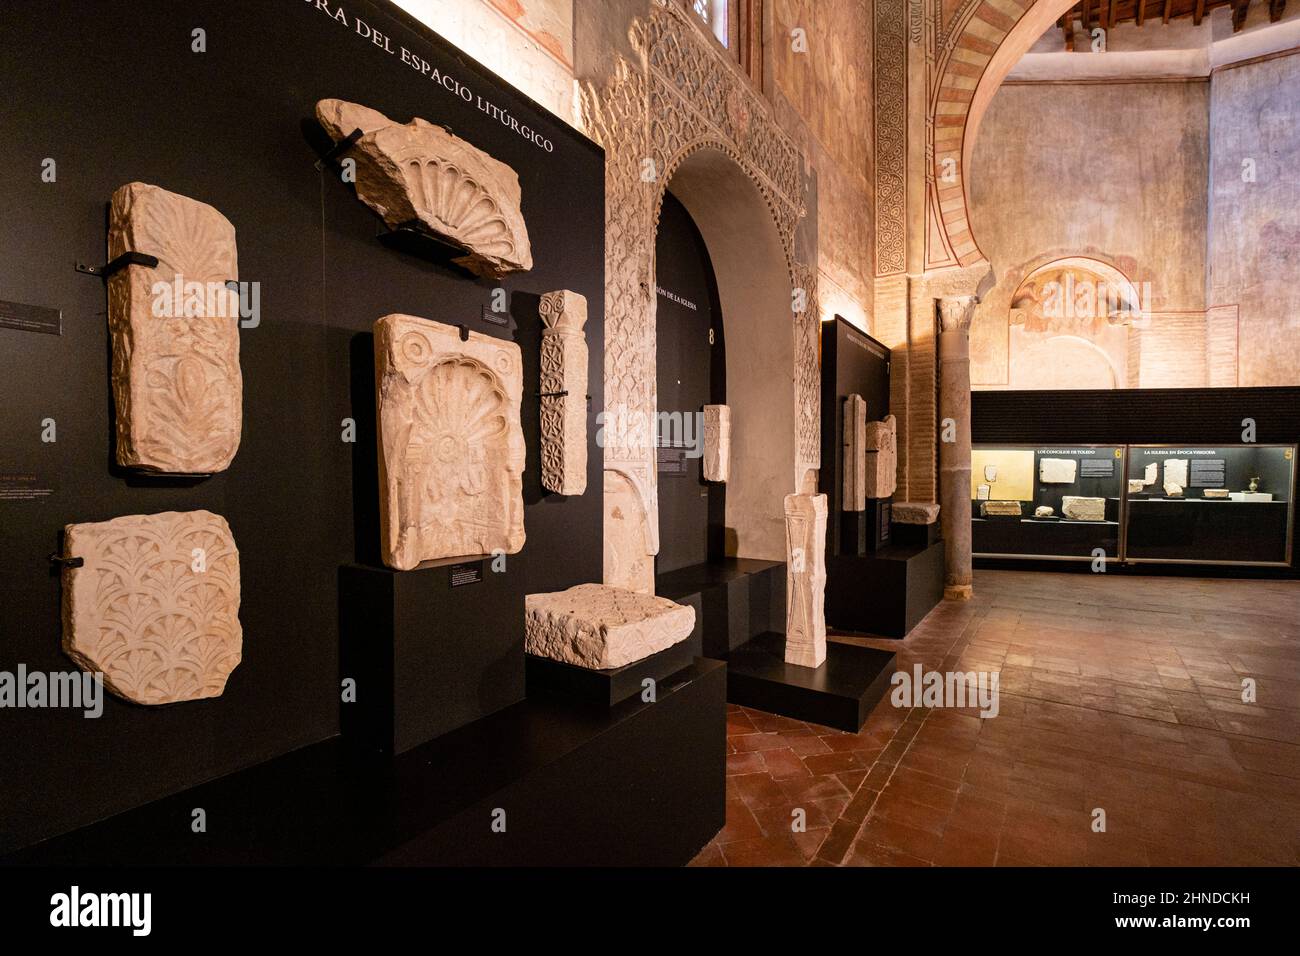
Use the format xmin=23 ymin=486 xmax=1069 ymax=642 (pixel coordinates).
xmin=1062 ymin=496 xmax=1106 ymax=521
xmin=704 ymin=404 xmax=731 ymax=483
xmin=525 ymin=583 xmax=695 ymax=670
xmin=980 ymin=500 xmax=1021 ymax=516
xmin=784 ymin=493 xmax=827 ymax=669
xmin=108 ymin=182 xmax=242 ymax=474
xmin=374 ymin=313 xmax=526 ymax=570
xmin=863 ymin=414 xmax=897 ymax=499
xmin=842 ymin=394 xmax=866 ymax=511
xmin=1038 ymin=457 xmax=1077 ymax=483
xmin=62 ymin=510 xmax=242 ymax=705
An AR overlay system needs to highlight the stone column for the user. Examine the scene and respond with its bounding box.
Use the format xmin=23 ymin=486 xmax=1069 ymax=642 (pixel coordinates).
xmin=937 ymin=295 xmax=977 ymax=601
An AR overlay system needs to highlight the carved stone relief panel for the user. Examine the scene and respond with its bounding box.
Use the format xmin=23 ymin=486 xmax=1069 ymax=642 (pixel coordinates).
xmin=525 ymin=583 xmax=695 ymax=670
xmin=1039 ymin=457 xmax=1078 ymax=484
xmin=843 ymin=394 xmax=867 ymax=512
xmin=61 ymin=510 xmax=242 ymax=705
xmin=539 ymin=290 xmax=588 ymax=496
xmin=316 ymin=98 xmax=532 ymax=279
xmin=107 ymin=182 xmax=242 ymax=474
xmin=374 ymin=314 xmax=525 ymax=570
xmin=784 ymin=493 xmax=828 ymax=670
xmin=703 ymin=404 xmax=731 ymax=483
xmin=864 ymin=413 xmax=898 ymax=499
xmin=603 ymin=468 xmax=654 ymax=594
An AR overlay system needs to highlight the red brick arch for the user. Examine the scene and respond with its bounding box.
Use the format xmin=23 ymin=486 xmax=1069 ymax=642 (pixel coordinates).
xmin=931 ymin=0 xmax=1079 ymax=268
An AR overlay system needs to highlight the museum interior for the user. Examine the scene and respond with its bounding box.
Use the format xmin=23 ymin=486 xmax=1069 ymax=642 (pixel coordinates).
xmin=0 ymin=0 xmax=1296 ymax=870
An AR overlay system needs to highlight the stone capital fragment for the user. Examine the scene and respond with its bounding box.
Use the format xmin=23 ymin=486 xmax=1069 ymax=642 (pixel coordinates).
xmin=891 ymin=501 xmax=940 ymax=525
xmin=108 ymin=182 xmax=242 ymax=474
xmin=374 ymin=314 xmax=526 ymax=570
xmin=316 ymin=98 xmax=532 ymax=279
xmin=525 ymin=583 xmax=695 ymax=670
xmin=61 ymin=510 xmax=242 ymax=705
xmin=784 ymin=493 xmax=827 ymax=670
xmin=539 ymin=290 xmax=589 ymax=496
xmin=703 ymin=404 xmax=731 ymax=483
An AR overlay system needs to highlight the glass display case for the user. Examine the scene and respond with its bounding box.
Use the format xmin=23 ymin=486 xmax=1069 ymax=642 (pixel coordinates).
xmin=1124 ymin=444 xmax=1295 ymax=565
xmin=971 ymin=445 xmax=1125 ymax=560
xmin=972 ymin=443 xmax=1296 ymax=566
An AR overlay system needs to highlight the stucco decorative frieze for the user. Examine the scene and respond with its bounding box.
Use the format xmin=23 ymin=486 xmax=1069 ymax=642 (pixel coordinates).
xmin=539 ymin=290 xmax=589 ymax=496
xmin=61 ymin=510 xmax=242 ymax=705
xmin=874 ymin=0 xmax=909 ymax=276
xmin=373 ymin=314 xmax=525 ymax=570
xmin=108 ymin=182 xmax=242 ymax=475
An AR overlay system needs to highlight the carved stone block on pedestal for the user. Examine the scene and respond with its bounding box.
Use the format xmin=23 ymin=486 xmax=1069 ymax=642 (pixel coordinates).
xmin=892 ymin=502 xmax=940 ymax=525
xmin=703 ymin=404 xmax=731 ymax=483
xmin=981 ymin=500 xmax=1022 ymax=517
xmin=108 ymin=182 xmax=242 ymax=474
xmin=539 ymin=290 xmax=588 ymax=496
xmin=374 ymin=314 xmax=526 ymax=570
xmin=61 ymin=510 xmax=242 ymax=705
xmin=1039 ymin=457 xmax=1077 ymax=484
xmin=524 ymin=583 xmax=695 ymax=670
xmin=1062 ymin=496 xmax=1106 ymax=521
xmin=316 ymin=98 xmax=532 ymax=279
xmin=783 ymin=493 xmax=827 ymax=670
xmin=842 ymin=394 xmax=866 ymax=511
xmin=864 ymin=414 xmax=898 ymax=499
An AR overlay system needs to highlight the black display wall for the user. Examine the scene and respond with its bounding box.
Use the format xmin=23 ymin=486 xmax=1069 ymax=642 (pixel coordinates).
xmin=654 ymin=192 xmax=725 ymax=575
xmin=0 ymin=0 xmax=604 ymax=854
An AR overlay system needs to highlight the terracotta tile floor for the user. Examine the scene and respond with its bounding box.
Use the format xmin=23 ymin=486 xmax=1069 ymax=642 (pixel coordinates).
xmin=689 ymin=569 xmax=1300 ymax=867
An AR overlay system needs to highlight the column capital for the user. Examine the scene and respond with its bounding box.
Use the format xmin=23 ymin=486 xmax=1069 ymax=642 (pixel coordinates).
xmin=937 ymin=294 xmax=978 ymax=333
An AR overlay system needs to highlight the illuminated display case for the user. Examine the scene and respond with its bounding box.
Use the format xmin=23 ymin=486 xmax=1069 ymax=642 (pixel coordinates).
xmin=971 ymin=444 xmax=1125 ymax=559
xmin=972 ymin=443 xmax=1296 ymax=566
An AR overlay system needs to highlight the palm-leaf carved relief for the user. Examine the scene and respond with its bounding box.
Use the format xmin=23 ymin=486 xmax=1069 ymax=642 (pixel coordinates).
xmin=316 ymin=98 xmax=532 ymax=280
xmin=375 ymin=314 xmax=526 ymax=570
xmin=61 ymin=511 xmax=243 ymax=706
xmin=107 ymin=182 xmax=242 ymax=474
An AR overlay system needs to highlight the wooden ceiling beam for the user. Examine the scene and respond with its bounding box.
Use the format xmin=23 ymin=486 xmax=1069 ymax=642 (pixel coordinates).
xmin=1136 ymin=0 xmax=1147 ymax=25
xmin=1108 ymin=0 xmax=1119 ymax=28
xmin=1163 ymin=0 xmax=1173 ymax=23
xmin=1269 ymin=0 xmax=1286 ymax=21
xmin=1061 ymin=14 xmax=1077 ymax=51
xmin=1082 ymin=0 xmax=1091 ymax=30
xmin=1194 ymin=0 xmax=1206 ymax=24
xmin=1232 ymin=0 xmax=1250 ymax=30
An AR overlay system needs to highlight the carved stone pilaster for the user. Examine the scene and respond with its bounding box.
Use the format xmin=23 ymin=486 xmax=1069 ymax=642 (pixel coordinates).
xmin=539 ymin=290 xmax=589 ymax=496
xmin=784 ymin=493 xmax=828 ymax=669
xmin=843 ymin=394 xmax=867 ymax=512
xmin=703 ymin=404 xmax=730 ymax=483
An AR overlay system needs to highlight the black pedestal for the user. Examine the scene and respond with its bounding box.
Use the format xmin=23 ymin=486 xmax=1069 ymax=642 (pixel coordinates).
xmin=525 ymin=628 xmax=702 ymax=707
xmin=339 ymin=560 xmax=526 ymax=755
xmin=825 ymin=540 xmax=944 ymax=638
xmin=725 ymin=633 xmax=896 ymax=732
xmin=4 ymin=660 xmax=728 ymax=866
xmin=891 ymin=520 xmax=940 ymax=548
xmin=656 ymin=558 xmax=785 ymax=659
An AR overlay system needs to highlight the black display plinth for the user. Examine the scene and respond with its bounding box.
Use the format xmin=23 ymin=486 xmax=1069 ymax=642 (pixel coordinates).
xmin=824 ymin=541 xmax=944 ymax=638
xmin=725 ymin=633 xmax=895 ymax=732
xmin=891 ymin=520 xmax=941 ymax=548
xmin=838 ymin=498 xmax=893 ymax=554
xmin=525 ymin=628 xmax=702 ymax=707
xmin=656 ymin=558 xmax=785 ymax=659
xmin=339 ymin=560 xmax=526 ymax=756
xmin=4 ymin=660 xmax=727 ymax=866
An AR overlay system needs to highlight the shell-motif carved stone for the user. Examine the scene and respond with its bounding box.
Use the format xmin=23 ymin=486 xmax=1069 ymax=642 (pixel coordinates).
xmin=61 ymin=510 xmax=242 ymax=706
xmin=108 ymin=182 xmax=242 ymax=474
xmin=375 ymin=314 xmax=526 ymax=570
xmin=317 ymin=99 xmax=532 ymax=279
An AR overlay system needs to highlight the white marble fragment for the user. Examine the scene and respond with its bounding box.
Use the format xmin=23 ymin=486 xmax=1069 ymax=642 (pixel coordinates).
xmin=1039 ymin=457 xmax=1077 ymax=484
xmin=524 ymin=583 xmax=695 ymax=670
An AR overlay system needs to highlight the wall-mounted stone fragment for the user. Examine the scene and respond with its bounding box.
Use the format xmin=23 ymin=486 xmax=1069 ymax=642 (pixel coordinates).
xmin=1128 ymin=479 xmax=1146 ymax=493
xmin=1038 ymin=457 xmax=1077 ymax=483
xmin=1144 ymin=462 xmax=1158 ymax=485
xmin=977 ymin=484 xmax=991 ymax=500
xmin=374 ymin=314 xmax=525 ymax=570
xmin=981 ymin=500 xmax=1022 ymax=517
xmin=842 ymin=394 xmax=865 ymax=510
xmin=539 ymin=290 xmax=588 ymax=496
xmin=783 ymin=493 xmax=827 ymax=669
xmin=984 ymin=464 xmax=998 ymax=482
xmin=61 ymin=510 xmax=242 ymax=705
xmin=1163 ymin=459 xmax=1188 ymax=498
xmin=108 ymin=182 xmax=242 ymax=474
xmin=864 ymin=414 xmax=897 ymax=499
xmin=524 ymin=583 xmax=695 ymax=670
xmin=703 ymin=404 xmax=731 ymax=483
xmin=1062 ymin=496 xmax=1106 ymax=521
xmin=316 ymin=98 xmax=532 ymax=279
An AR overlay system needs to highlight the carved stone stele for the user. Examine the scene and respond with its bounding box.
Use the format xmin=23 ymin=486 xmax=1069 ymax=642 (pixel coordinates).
xmin=864 ymin=414 xmax=898 ymax=499
xmin=525 ymin=583 xmax=695 ymax=670
xmin=703 ymin=404 xmax=731 ymax=483
xmin=1039 ymin=457 xmax=1078 ymax=484
xmin=1062 ymin=496 xmax=1106 ymax=521
xmin=783 ymin=493 xmax=828 ymax=670
xmin=842 ymin=394 xmax=866 ymax=511
xmin=316 ymin=98 xmax=532 ymax=279
xmin=374 ymin=314 xmax=526 ymax=570
xmin=61 ymin=510 xmax=242 ymax=705
xmin=108 ymin=182 xmax=242 ymax=474
xmin=539 ymin=290 xmax=588 ymax=496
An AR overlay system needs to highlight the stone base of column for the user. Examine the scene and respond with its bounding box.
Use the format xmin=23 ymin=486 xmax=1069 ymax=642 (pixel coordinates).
xmin=944 ymin=584 xmax=973 ymax=602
